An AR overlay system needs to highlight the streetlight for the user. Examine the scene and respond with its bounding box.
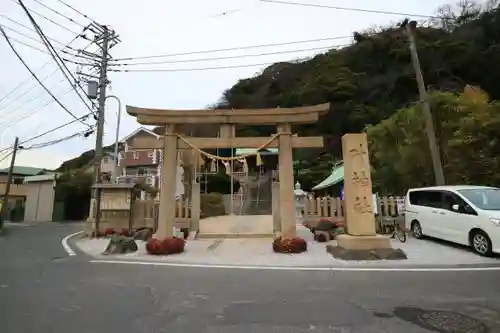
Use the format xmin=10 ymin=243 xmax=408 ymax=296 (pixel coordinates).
xmin=105 ymin=95 xmax=122 ymax=181
xmin=86 ymin=82 xmax=123 ymax=181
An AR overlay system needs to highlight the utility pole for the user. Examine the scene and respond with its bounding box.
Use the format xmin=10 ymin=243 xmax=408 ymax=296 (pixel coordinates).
xmin=0 ymin=137 xmax=19 ymax=227
xmin=91 ymin=25 xmax=116 ymax=235
xmin=404 ymin=20 xmax=445 ymax=185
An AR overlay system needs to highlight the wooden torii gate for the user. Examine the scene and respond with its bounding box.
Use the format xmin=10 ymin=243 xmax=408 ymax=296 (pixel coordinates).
xmin=126 ymin=103 xmax=329 ymax=239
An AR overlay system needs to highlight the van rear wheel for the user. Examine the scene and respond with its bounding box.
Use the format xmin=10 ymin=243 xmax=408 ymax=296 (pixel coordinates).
xmin=471 ymin=230 xmax=492 ymax=257
xmin=411 ymin=221 xmax=423 ymax=239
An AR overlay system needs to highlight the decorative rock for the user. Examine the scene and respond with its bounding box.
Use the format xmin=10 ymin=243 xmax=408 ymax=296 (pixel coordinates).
xmin=312 ymin=219 xmax=345 ymax=242
xmin=133 ymin=228 xmax=153 ymax=241
xmin=326 ymin=245 xmax=407 ymax=261
xmin=315 ymin=219 xmax=336 ymax=232
xmin=104 ymin=235 xmax=138 ymax=254
xmin=314 ymin=230 xmax=331 ymax=243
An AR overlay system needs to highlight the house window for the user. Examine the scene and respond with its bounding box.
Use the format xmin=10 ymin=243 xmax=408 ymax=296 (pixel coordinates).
xmin=137 ymin=168 xmax=146 ymax=176
xmin=133 ymin=151 xmax=139 ymax=160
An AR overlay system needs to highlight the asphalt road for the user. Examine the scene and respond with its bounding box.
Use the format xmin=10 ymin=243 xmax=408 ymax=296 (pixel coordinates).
xmin=1 ymin=222 xmax=500 ymax=333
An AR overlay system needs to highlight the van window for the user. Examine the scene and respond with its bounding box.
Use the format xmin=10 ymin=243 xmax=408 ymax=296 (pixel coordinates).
xmin=442 ymin=191 xmax=459 ymax=210
xmin=409 ymin=190 xmax=442 ymax=208
xmin=458 ymin=188 xmax=500 ymax=211
xmin=442 ymin=191 xmax=477 ymax=215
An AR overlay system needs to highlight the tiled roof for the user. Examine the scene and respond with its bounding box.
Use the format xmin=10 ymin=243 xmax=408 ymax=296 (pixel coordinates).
xmin=312 ymin=163 xmax=344 ymax=191
xmin=0 ymin=166 xmax=48 ymax=176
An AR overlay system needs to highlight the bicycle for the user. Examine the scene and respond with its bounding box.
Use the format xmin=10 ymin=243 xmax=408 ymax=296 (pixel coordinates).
xmin=382 ymin=218 xmax=407 ymax=243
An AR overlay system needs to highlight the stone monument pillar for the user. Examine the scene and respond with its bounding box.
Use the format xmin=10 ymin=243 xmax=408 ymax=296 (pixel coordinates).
xmin=335 ymin=133 xmax=391 ymax=250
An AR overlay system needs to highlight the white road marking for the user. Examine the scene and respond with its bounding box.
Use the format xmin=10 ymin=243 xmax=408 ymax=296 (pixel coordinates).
xmin=61 ymin=231 xmax=83 ymax=256
xmin=89 ymin=259 xmax=500 ymax=272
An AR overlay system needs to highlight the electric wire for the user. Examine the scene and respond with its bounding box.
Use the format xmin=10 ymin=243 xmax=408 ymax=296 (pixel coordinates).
xmin=20 ymin=127 xmax=94 ymax=150
xmin=0 ymin=151 xmax=14 ymax=164
xmin=11 ymin=0 xmax=81 ymax=35
xmin=1 ymin=30 xmax=88 ymax=60
xmin=0 ymin=25 xmax=92 ymax=128
xmin=109 ymin=44 xmax=349 ymax=66
xmin=18 ymin=0 xmax=98 ymax=113
xmin=2 ymin=34 xmax=49 ymax=54
xmin=0 ymin=112 xmax=94 ymax=153
xmin=0 ymin=75 xmax=64 ymax=113
xmin=62 ymin=57 xmax=98 ymax=67
xmin=0 ymin=31 xmax=87 ymax=112
xmin=111 ymin=35 xmax=352 ymax=61
xmin=0 ymin=23 xmax=55 ymax=48
xmin=259 ymin=0 xmax=444 ymax=20
xmin=0 ymin=14 xmax=80 ymax=49
xmin=110 ymin=58 xmax=324 ymax=73
xmin=55 ymin=0 xmax=100 ymax=26
xmin=0 ymin=84 xmax=73 ymax=131
xmin=30 ymin=0 xmax=87 ymax=28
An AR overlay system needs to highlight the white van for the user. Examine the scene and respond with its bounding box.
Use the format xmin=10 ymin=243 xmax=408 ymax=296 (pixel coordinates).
xmin=405 ymin=185 xmax=500 ymax=256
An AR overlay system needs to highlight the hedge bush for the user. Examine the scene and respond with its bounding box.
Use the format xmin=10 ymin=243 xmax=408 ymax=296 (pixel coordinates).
xmin=146 ymin=237 xmax=186 ymax=255
xmin=273 ymin=237 xmax=308 ymax=253
xmin=202 ymin=172 xmax=240 ymax=194
xmin=200 ymin=192 xmax=226 ymax=218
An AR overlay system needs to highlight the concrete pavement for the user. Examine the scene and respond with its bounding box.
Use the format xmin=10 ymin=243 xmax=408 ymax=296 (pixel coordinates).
xmin=1 ymin=222 xmax=500 ymax=332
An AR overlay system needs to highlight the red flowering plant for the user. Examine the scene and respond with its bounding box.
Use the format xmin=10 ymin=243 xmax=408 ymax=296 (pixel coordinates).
xmin=103 ymin=228 xmax=116 ymax=237
xmin=119 ymin=229 xmax=131 ymax=237
xmin=273 ymin=237 xmax=307 ymax=254
xmin=146 ymin=237 xmax=186 ymax=255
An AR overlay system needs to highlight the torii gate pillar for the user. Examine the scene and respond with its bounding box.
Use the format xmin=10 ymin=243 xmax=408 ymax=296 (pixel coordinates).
xmin=156 ymin=124 xmax=178 ymax=239
xmin=277 ymin=123 xmax=296 ymax=238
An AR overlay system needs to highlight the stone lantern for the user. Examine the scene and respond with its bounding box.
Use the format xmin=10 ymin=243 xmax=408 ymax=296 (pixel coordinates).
xmin=294 ymin=181 xmax=307 ymax=223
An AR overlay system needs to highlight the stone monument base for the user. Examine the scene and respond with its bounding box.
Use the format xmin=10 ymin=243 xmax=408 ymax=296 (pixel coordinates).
xmin=337 ymin=234 xmax=392 ymax=249
xmin=326 ymin=234 xmax=407 ymax=261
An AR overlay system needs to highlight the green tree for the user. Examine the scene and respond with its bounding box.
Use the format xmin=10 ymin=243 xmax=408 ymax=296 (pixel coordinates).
xmin=367 ymin=88 xmax=500 ymax=194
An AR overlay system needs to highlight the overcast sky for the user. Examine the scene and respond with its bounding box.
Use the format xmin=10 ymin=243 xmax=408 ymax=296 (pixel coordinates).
xmin=0 ymin=0 xmax=454 ymax=169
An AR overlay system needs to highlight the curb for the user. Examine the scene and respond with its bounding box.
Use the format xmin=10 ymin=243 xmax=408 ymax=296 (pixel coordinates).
xmin=61 ymin=231 xmax=84 ymax=256
xmin=89 ymin=259 xmax=500 ymax=272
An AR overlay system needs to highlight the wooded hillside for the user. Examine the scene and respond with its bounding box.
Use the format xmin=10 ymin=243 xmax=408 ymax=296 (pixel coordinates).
xmin=214 ymin=0 xmax=500 ymax=192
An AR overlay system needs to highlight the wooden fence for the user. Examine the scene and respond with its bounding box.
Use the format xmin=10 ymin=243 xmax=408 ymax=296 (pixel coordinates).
xmin=87 ymin=197 xmax=194 ymax=233
xmin=132 ymin=198 xmax=192 ymax=231
xmin=303 ymin=196 xmax=405 ymax=231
